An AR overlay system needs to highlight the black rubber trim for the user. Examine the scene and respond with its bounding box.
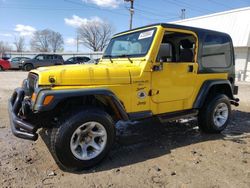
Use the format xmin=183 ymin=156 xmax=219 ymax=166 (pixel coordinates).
xmin=8 ymin=88 xmax=38 ymax=141
xmin=193 ymin=79 xmax=235 ymax=109
xmin=35 ymin=88 xmax=129 ymax=121
xmin=202 ymin=52 xmax=225 ymax=57
xmin=114 ymin=23 xmax=229 ymax=38
xmin=128 ymin=111 xmax=153 ymax=120
xmin=158 ymin=109 xmax=198 ymax=122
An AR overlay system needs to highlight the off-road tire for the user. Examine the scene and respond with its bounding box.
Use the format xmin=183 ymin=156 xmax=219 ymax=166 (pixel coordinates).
xmin=198 ymin=94 xmax=231 ymax=133
xmin=24 ymin=64 xmax=33 ymax=71
xmin=50 ymin=109 xmax=115 ymax=171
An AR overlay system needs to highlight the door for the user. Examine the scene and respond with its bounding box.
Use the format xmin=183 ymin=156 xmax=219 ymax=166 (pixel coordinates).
xmin=151 ymin=29 xmax=198 ymax=114
xmin=47 ymin=55 xmax=55 ymax=66
xmin=35 ymin=55 xmax=45 ymax=67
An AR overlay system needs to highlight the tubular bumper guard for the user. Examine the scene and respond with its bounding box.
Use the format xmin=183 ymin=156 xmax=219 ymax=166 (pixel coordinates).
xmin=8 ymin=88 xmax=38 ymax=141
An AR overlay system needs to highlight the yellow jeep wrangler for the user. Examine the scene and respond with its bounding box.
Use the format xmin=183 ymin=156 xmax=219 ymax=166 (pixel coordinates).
xmin=9 ymin=23 xmax=239 ymax=170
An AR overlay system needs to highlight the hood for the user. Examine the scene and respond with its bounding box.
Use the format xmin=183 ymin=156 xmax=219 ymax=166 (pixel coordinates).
xmin=32 ymin=63 xmax=142 ymax=86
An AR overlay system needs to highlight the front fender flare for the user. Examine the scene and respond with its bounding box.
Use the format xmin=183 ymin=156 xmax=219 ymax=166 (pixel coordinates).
xmin=34 ymin=88 xmax=129 ymax=121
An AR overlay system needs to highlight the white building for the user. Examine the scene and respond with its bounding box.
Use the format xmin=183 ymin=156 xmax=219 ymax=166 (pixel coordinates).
xmin=173 ymin=7 xmax=250 ymax=81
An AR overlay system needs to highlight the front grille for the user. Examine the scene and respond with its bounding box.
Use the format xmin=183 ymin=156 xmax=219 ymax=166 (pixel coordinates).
xmin=27 ymin=73 xmax=38 ymax=95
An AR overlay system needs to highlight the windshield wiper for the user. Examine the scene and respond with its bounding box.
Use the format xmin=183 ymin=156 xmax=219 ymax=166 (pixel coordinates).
xmin=103 ymin=55 xmax=113 ymax=63
xmin=116 ymin=54 xmax=133 ymax=63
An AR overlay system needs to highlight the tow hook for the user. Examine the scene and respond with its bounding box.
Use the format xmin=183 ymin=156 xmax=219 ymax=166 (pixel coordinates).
xmin=230 ymin=98 xmax=239 ymax=106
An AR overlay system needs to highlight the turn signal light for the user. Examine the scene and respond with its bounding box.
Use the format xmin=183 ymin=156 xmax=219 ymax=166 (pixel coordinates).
xmin=31 ymin=93 xmax=37 ymax=102
xmin=43 ymin=95 xmax=54 ymax=106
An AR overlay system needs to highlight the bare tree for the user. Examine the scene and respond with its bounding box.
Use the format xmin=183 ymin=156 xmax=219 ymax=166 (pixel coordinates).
xmin=0 ymin=41 xmax=12 ymax=57
xmin=49 ymin=31 xmax=64 ymax=52
xmin=77 ymin=21 xmax=113 ymax=52
xmin=30 ymin=29 xmax=51 ymax=52
xmin=30 ymin=29 xmax=64 ymax=52
xmin=14 ymin=36 xmax=25 ymax=52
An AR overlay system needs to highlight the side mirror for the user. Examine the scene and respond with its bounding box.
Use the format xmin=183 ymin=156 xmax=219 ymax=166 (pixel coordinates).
xmin=159 ymin=56 xmax=172 ymax=63
xmin=159 ymin=57 xmax=165 ymax=63
xmin=152 ymin=63 xmax=163 ymax=71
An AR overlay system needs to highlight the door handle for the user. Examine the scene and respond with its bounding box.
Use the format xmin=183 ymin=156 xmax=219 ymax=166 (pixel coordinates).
xmin=187 ymin=65 xmax=194 ymax=72
xmin=149 ymin=89 xmax=159 ymax=96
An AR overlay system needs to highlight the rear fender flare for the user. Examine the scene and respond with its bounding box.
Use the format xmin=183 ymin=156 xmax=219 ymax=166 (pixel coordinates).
xmin=193 ymin=79 xmax=234 ymax=109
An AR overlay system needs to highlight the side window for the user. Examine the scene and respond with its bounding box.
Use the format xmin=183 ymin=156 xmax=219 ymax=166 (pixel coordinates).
xmin=12 ymin=57 xmax=18 ymax=62
xmin=83 ymin=57 xmax=90 ymax=62
xmin=54 ymin=55 xmax=62 ymax=60
xmin=36 ymin=55 xmax=44 ymax=60
xmin=178 ymin=39 xmax=195 ymax=62
xmin=44 ymin=55 xmax=51 ymax=60
xmin=49 ymin=55 xmax=54 ymax=60
xmin=156 ymin=31 xmax=196 ymax=63
xmin=156 ymin=43 xmax=173 ymax=62
xmin=68 ymin=57 xmax=74 ymax=62
xmin=201 ymin=34 xmax=231 ymax=68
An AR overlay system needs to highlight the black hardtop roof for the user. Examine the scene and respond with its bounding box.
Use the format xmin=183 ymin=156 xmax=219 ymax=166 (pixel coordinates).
xmin=114 ymin=23 xmax=230 ymax=38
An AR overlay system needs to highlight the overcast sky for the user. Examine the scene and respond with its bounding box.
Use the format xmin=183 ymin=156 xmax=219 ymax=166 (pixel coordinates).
xmin=0 ymin=0 xmax=249 ymax=52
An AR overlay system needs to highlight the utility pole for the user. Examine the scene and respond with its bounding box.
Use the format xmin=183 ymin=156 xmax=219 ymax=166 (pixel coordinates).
xmin=181 ymin=9 xmax=186 ymax=19
xmin=124 ymin=0 xmax=134 ymax=30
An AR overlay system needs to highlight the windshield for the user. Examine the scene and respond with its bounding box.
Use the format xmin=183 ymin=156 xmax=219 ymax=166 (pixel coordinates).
xmin=103 ymin=28 xmax=156 ymax=58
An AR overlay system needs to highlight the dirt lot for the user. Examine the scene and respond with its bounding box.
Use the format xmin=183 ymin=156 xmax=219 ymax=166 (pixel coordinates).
xmin=0 ymin=71 xmax=250 ymax=188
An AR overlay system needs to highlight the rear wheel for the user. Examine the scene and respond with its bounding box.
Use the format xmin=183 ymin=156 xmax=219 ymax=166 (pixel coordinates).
xmin=50 ymin=109 xmax=115 ymax=171
xmin=24 ymin=64 xmax=33 ymax=71
xmin=198 ymin=94 xmax=231 ymax=133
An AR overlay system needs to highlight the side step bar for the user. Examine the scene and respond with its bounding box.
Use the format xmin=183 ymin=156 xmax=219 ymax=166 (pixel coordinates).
xmin=158 ymin=109 xmax=198 ymax=123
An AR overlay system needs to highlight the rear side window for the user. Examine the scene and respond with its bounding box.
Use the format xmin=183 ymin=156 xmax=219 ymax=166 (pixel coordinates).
xmin=55 ymin=55 xmax=63 ymax=60
xmin=53 ymin=55 xmax=58 ymax=59
xmin=81 ymin=57 xmax=90 ymax=62
xmin=201 ymin=34 xmax=232 ymax=68
xmin=44 ymin=55 xmax=53 ymax=60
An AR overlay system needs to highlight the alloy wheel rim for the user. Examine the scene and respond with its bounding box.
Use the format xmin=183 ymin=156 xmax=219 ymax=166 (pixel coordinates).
xmin=213 ymin=102 xmax=229 ymax=128
xmin=70 ymin=121 xmax=107 ymax=160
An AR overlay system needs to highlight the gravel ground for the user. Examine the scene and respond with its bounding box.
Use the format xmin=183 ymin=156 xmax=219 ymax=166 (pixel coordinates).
xmin=0 ymin=71 xmax=250 ymax=188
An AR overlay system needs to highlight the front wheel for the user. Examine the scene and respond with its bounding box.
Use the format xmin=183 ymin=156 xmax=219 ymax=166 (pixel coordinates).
xmin=50 ymin=109 xmax=115 ymax=171
xmin=198 ymin=94 xmax=231 ymax=133
xmin=24 ymin=64 xmax=33 ymax=71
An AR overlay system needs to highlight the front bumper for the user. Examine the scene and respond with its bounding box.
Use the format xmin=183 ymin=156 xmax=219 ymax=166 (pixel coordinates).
xmin=9 ymin=88 xmax=38 ymax=141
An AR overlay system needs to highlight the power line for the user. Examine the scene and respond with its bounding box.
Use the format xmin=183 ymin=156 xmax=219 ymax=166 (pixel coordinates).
xmin=237 ymin=0 xmax=250 ymax=3
xmin=206 ymin=0 xmax=234 ymax=9
xmin=135 ymin=11 xmax=180 ymax=22
xmin=132 ymin=1 xmax=177 ymax=16
xmin=135 ymin=8 xmax=177 ymax=19
xmin=160 ymin=0 xmax=213 ymax=14
xmin=174 ymin=0 xmax=214 ymax=13
xmin=64 ymin=0 xmax=128 ymax=16
xmin=0 ymin=3 xmax=178 ymax=22
xmin=0 ymin=0 xmax=180 ymax=31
